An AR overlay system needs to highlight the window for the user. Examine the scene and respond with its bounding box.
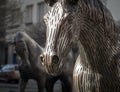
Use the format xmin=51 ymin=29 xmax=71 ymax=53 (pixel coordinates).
xmin=11 ymin=9 xmax=21 ymax=26
xmin=25 ymin=5 xmax=33 ymax=24
xmin=38 ymin=2 xmax=49 ymax=22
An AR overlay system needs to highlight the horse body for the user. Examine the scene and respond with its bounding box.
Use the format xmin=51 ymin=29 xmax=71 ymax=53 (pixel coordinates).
xmin=14 ymin=31 xmax=74 ymax=92
xmin=41 ymin=0 xmax=120 ymax=92
xmin=14 ymin=32 xmax=46 ymax=92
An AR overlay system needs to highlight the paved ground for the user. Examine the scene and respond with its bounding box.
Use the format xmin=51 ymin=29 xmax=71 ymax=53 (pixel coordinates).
xmin=0 ymin=80 xmax=62 ymax=92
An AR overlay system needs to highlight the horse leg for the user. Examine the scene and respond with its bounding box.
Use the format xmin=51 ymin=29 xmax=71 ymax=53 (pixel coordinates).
xmin=60 ymin=74 xmax=72 ymax=92
xmin=45 ymin=76 xmax=57 ymax=92
xmin=36 ymin=78 xmax=45 ymax=92
xmin=61 ymin=82 xmax=66 ymax=92
xmin=18 ymin=78 xmax=28 ymax=92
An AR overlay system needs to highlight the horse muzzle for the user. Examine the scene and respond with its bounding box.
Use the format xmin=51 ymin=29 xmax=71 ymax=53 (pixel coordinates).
xmin=40 ymin=53 xmax=63 ymax=76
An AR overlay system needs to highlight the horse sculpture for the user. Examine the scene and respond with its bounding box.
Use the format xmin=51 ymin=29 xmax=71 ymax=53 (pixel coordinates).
xmin=14 ymin=30 xmax=74 ymax=92
xmin=40 ymin=0 xmax=120 ymax=92
xmin=14 ymin=32 xmax=46 ymax=92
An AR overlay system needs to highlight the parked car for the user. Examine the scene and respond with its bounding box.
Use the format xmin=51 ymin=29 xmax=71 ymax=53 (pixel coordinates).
xmin=0 ymin=64 xmax=4 ymax=69
xmin=0 ymin=64 xmax=20 ymax=83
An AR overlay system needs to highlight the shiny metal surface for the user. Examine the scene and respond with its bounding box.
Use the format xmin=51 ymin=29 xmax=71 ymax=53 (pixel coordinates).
xmin=14 ymin=31 xmax=74 ymax=92
xmin=42 ymin=0 xmax=120 ymax=92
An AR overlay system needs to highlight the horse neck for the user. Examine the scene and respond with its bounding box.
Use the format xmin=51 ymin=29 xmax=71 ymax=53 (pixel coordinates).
xmin=67 ymin=0 xmax=118 ymax=73
xmin=78 ymin=27 xmax=117 ymax=72
xmin=75 ymin=11 xmax=117 ymax=72
xmin=24 ymin=34 xmax=43 ymax=62
xmin=26 ymin=34 xmax=43 ymax=50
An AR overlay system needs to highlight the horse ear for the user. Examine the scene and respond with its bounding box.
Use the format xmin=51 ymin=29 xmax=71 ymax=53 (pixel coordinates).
xmin=66 ymin=0 xmax=79 ymax=5
xmin=44 ymin=0 xmax=58 ymax=6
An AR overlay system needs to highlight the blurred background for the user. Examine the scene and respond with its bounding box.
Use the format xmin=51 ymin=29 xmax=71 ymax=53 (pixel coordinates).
xmin=0 ymin=0 xmax=120 ymax=92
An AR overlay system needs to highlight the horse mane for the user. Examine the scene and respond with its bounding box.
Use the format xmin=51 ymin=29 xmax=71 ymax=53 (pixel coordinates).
xmin=72 ymin=0 xmax=119 ymax=73
xmin=14 ymin=32 xmax=44 ymax=52
xmin=78 ymin=0 xmax=118 ymax=45
xmin=25 ymin=20 xmax=46 ymax=48
xmin=47 ymin=0 xmax=118 ymax=46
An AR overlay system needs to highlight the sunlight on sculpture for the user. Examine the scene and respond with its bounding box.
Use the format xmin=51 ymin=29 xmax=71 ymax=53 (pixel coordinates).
xmin=14 ymin=29 xmax=74 ymax=92
xmin=40 ymin=0 xmax=120 ymax=92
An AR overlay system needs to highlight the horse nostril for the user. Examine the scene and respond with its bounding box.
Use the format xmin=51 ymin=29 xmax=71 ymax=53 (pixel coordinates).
xmin=12 ymin=41 xmax=16 ymax=45
xmin=40 ymin=54 xmax=44 ymax=64
xmin=52 ymin=55 xmax=59 ymax=64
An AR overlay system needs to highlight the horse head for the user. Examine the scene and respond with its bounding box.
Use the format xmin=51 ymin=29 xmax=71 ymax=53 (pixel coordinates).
xmin=44 ymin=0 xmax=78 ymax=6
xmin=13 ymin=32 xmax=31 ymax=66
xmin=40 ymin=0 xmax=79 ymax=75
xmin=41 ymin=0 xmax=117 ymax=76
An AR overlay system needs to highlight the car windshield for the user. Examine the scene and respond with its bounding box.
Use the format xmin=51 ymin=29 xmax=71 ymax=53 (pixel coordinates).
xmin=1 ymin=64 xmax=15 ymax=72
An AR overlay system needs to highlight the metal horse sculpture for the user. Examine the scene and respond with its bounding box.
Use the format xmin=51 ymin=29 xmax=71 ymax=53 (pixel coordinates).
xmin=14 ymin=31 xmax=74 ymax=92
xmin=40 ymin=0 xmax=120 ymax=92
xmin=14 ymin=32 xmax=46 ymax=92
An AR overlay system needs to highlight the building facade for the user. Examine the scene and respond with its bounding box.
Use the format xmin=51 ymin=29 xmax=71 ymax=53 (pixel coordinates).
xmin=21 ymin=0 xmax=49 ymax=24
xmin=5 ymin=0 xmax=50 ymax=64
xmin=0 ymin=1 xmax=7 ymax=65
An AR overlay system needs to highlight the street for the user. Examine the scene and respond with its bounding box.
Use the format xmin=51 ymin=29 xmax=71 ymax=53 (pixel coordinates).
xmin=0 ymin=80 xmax=62 ymax=92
